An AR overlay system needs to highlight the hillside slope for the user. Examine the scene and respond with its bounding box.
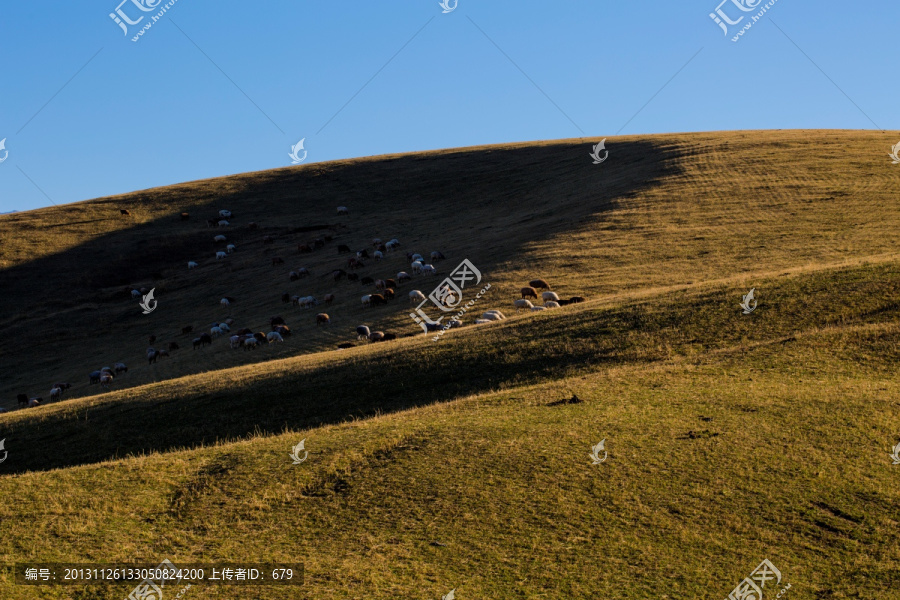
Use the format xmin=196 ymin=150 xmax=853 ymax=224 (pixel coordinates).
xmin=1 ymin=130 xmax=899 ymax=408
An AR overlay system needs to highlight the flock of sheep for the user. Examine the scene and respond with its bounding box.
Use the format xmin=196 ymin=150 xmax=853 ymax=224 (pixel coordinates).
xmin=6 ymin=205 xmax=586 ymax=411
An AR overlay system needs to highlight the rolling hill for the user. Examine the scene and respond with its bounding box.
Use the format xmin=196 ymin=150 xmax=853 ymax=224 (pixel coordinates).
xmin=1 ymin=129 xmax=899 ymax=599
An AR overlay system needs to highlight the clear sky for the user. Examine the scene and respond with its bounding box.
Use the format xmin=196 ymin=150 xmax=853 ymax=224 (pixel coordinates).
xmin=0 ymin=0 xmax=896 ymax=212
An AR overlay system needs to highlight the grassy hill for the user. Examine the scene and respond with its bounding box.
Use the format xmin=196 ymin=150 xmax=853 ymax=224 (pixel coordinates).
xmin=1 ymin=130 xmax=899 ymax=599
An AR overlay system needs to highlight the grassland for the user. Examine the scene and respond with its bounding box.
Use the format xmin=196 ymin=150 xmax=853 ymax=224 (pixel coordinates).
xmin=0 ymin=130 xmax=899 ymax=599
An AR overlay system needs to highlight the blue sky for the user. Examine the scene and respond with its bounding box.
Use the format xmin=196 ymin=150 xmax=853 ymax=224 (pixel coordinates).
xmin=0 ymin=0 xmax=896 ymax=212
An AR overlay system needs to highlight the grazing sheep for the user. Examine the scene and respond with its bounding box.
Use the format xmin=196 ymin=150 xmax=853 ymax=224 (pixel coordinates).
xmin=356 ymin=325 xmax=371 ymax=340
xmin=475 ymin=318 xmax=490 ymax=324
xmin=147 ymin=349 xmax=159 ymax=364
xmin=198 ymin=333 xmax=213 ymax=347
xmin=398 ymin=271 xmax=411 ymax=283
xmin=188 ymin=261 xmax=198 ymax=269
xmin=482 ymin=310 xmax=505 ymax=320
xmin=216 ymin=251 xmax=227 ymax=260
xmin=182 ymin=325 xmax=193 ymax=335
xmin=514 ymin=299 xmax=534 ymax=313
xmin=192 ymin=337 xmax=203 ymax=349
xmin=273 ymin=325 xmax=291 ymax=337
xmin=120 ymin=209 xmax=131 ymax=216
xmin=374 ymin=250 xmax=383 ymax=260
xmin=219 ymin=209 xmax=232 ymax=218
xmin=115 ymin=362 xmax=128 ymax=373
xmin=411 ymin=261 xmax=424 ymax=275
xmin=316 ymin=313 xmax=330 ymax=326
xmin=386 ymin=239 xmax=400 ymax=250
xmin=50 ymin=387 xmax=62 ymax=401
xmin=337 ymin=342 xmax=356 ymax=349
xmin=542 ymin=291 xmax=560 ymax=302
xmin=242 ymin=337 xmax=259 ymax=350
xmin=253 ymin=332 xmax=267 ymax=343
xmin=180 ymin=212 xmax=190 ymax=221
xmin=360 ymin=276 xmax=375 ymax=286
xmin=521 ymin=287 xmax=538 ymax=299
xmin=375 ymin=279 xmax=386 ymax=290
xmin=299 ymin=296 xmax=317 ymax=309
xmin=229 ymin=335 xmax=242 ymax=349
xmin=214 ymin=234 xmax=227 ymax=242
xmin=337 ymin=244 xmax=351 ymax=253
xmin=368 ymin=331 xmax=385 ymax=343
xmin=89 ymin=371 xmax=102 ymax=384
xmin=383 ymin=279 xmax=397 ymax=289
xmin=410 ymin=253 xmax=424 ymax=262
xmin=557 ymin=299 xmax=570 ymax=306
xmin=131 ymin=289 xmax=141 ymax=299
xmin=17 ymin=393 xmax=29 ymax=406
xmin=409 ymin=290 xmax=426 ymax=304
xmin=272 ymin=257 xmax=285 ymax=266
xmin=356 ymin=249 xmax=370 ymax=259
xmin=430 ymin=251 xmax=445 ymax=261
xmin=347 ymin=273 xmax=359 ymax=281
xmin=332 ymin=269 xmax=347 ymax=281
xmin=226 ymin=244 xmax=236 ymax=253
xmin=423 ymin=322 xmax=442 ymax=332
xmin=422 ymin=264 xmax=436 ymax=276
xmin=291 ymin=295 xmax=301 ymax=306
xmin=218 ymin=220 xmax=230 ymax=227
xmin=529 ymin=279 xmax=551 ymax=290
xmin=337 ymin=206 xmax=349 ymax=215
xmin=372 ymin=238 xmax=383 ymax=246
xmin=383 ymin=289 xmax=395 ymax=301
xmin=29 ymin=397 xmax=43 ymax=407
xmin=382 ymin=332 xmax=397 ymax=341
xmin=324 ymin=293 xmax=335 ymax=305
xmin=289 ymin=271 xmax=300 ymax=282
xmin=267 ymin=331 xmax=284 ymax=343
xmin=297 ymin=267 xmax=310 ymax=278
xmin=569 ymin=296 xmax=586 ymax=304
xmin=531 ymin=306 xmax=547 ymax=312
xmin=544 ymin=301 xmax=560 ymax=309
xmin=218 ymin=322 xmax=231 ymax=332
xmin=362 ymin=294 xmax=372 ymax=308
xmin=369 ymin=294 xmax=386 ymax=306
xmin=282 ymin=292 xmax=291 ymax=303
xmin=220 ymin=298 xmax=230 ymax=306
xmin=271 ymin=316 xmax=286 ymax=327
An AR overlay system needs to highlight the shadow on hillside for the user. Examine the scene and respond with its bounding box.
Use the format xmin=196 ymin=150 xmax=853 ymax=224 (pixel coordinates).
xmin=0 ymin=140 xmax=685 ymax=463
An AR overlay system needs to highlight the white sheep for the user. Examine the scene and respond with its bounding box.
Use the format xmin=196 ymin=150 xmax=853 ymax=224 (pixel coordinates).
xmin=480 ymin=312 xmax=503 ymax=322
xmin=130 ymin=289 xmax=141 ymax=299
xmin=242 ymin=337 xmax=258 ymax=349
xmin=409 ymin=290 xmax=426 ymax=304
xmin=544 ymin=301 xmax=560 ymax=309
xmin=475 ymin=318 xmax=490 ymax=324
xmin=397 ymin=271 xmax=411 ymax=282
xmin=267 ymin=331 xmax=284 ymax=343
xmin=220 ymin=298 xmax=230 ymax=306
xmin=229 ymin=334 xmax=242 ymax=349
xmin=514 ymin=299 xmax=534 ymax=313
xmin=50 ymin=387 xmax=62 ymax=401
xmin=226 ymin=244 xmax=236 ymax=253
xmin=483 ymin=310 xmax=506 ymax=319
xmin=542 ymin=291 xmax=560 ymax=302
xmin=214 ymin=235 xmax=227 ymax=242
xmin=374 ymin=250 xmax=383 ymax=260
xmin=211 ymin=326 xmax=224 ymax=337
xmin=216 ymin=251 xmax=227 ymax=259
xmin=411 ymin=253 xmax=423 ymax=263
xmin=422 ymin=264 xmax=436 ymax=276
xmin=362 ymin=294 xmax=372 ymax=307
xmin=219 ymin=209 xmax=232 ymax=218
xmin=411 ymin=261 xmax=424 ymax=275
xmin=337 ymin=206 xmax=349 ymax=215
xmin=218 ymin=220 xmax=229 ymax=227
xmin=218 ymin=323 xmax=231 ymax=332
xmin=188 ymin=261 xmax=198 ymax=269
xmin=531 ymin=306 xmax=547 ymax=312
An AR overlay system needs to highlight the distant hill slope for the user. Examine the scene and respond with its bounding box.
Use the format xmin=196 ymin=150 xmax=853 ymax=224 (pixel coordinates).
xmin=0 ymin=129 xmax=897 ymax=410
